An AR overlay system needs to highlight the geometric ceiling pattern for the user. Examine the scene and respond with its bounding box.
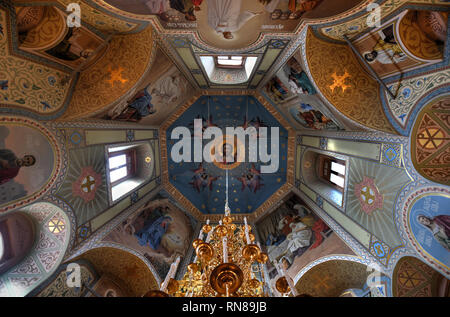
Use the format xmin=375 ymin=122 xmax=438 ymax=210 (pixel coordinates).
xmin=163 ymin=94 xmax=292 ymax=220
xmin=411 ymin=95 xmax=450 ymax=186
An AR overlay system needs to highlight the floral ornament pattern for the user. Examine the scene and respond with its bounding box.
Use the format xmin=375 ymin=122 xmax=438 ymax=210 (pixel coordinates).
xmin=72 ymin=166 xmax=102 ymax=203
xmin=354 ymin=176 xmax=383 ymax=215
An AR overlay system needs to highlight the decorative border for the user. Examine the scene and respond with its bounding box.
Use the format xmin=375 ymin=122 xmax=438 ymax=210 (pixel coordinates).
xmin=292 ymin=254 xmax=371 ymax=285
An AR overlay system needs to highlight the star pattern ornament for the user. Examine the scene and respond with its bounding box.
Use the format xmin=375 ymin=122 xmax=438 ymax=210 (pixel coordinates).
xmin=354 ymin=176 xmax=383 ymax=215
xmin=48 ymin=216 xmax=66 ymax=234
xmin=106 ymin=66 xmax=128 ymax=86
xmin=329 ymin=71 xmax=351 ymax=93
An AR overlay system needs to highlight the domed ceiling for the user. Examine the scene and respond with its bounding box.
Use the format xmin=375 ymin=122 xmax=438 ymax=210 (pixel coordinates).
xmin=161 ymin=94 xmax=294 ymax=220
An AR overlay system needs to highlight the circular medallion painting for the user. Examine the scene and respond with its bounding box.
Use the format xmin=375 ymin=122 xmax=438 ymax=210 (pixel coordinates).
xmin=402 ymin=187 xmax=450 ymax=276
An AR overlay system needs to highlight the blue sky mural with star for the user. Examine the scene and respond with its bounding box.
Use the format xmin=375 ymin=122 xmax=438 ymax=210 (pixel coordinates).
xmin=166 ymin=95 xmax=288 ymax=215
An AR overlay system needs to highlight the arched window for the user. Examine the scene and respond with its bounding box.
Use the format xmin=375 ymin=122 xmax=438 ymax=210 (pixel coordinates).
xmin=106 ymin=142 xmax=154 ymax=203
xmin=108 ymin=147 xmax=137 ymax=186
xmin=320 ymin=157 xmax=346 ymax=190
xmin=0 ymin=219 xmax=12 ymax=265
xmin=302 ymin=149 xmax=348 ymax=207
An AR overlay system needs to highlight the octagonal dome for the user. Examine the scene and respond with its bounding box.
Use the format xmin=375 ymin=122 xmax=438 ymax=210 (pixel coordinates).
xmin=161 ymin=94 xmax=294 ymax=220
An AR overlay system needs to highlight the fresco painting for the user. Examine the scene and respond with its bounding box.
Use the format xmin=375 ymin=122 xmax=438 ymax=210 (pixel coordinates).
xmin=288 ymin=103 xmax=340 ymax=130
xmin=256 ymin=195 xmax=334 ymax=279
xmin=264 ymin=56 xmax=317 ymax=104
xmin=104 ymin=200 xmax=194 ymax=277
xmin=101 ymin=48 xmax=191 ymax=126
xmin=408 ymin=194 xmax=450 ymax=269
xmin=0 ymin=124 xmax=54 ymax=207
xmin=104 ymin=0 xmax=362 ymax=48
xmin=165 ymin=95 xmax=288 ymax=215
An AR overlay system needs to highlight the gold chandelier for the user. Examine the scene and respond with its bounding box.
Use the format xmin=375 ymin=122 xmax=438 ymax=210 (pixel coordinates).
xmin=145 ymin=170 xmax=296 ymax=297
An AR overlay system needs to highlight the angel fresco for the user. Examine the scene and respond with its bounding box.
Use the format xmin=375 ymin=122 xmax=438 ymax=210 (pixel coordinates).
xmin=189 ymin=163 xmax=219 ymax=192
xmin=240 ymin=116 xmax=267 ymax=139
xmin=237 ymin=164 xmax=264 ymax=193
xmin=189 ymin=114 xmax=218 ymax=136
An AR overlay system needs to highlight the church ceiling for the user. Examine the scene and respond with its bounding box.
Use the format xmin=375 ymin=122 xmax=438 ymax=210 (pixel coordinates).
xmin=161 ymin=93 xmax=295 ymax=221
xmin=72 ymin=247 xmax=159 ymax=296
xmin=304 ymin=27 xmax=397 ymax=134
xmin=294 ymin=259 xmax=370 ymax=297
xmin=59 ymin=25 xmax=155 ymax=120
xmin=0 ymin=4 xmax=74 ymax=119
xmin=77 ymin=0 xmax=366 ymax=90
xmin=102 ymin=0 xmax=363 ymax=49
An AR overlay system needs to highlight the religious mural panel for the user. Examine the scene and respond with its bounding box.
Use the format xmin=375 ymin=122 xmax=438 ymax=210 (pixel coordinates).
xmin=288 ymin=102 xmax=340 ymax=130
xmin=405 ymin=190 xmax=450 ymax=273
xmin=103 ymin=200 xmax=195 ymax=278
xmin=17 ymin=6 xmax=106 ymax=70
xmin=255 ymin=194 xmax=354 ymax=282
xmin=100 ymin=48 xmax=192 ymax=126
xmin=0 ymin=123 xmax=55 ymax=208
xmin=411 ymin=95 xmax=450 ymax=186
xmin=264 ymin=55 xmax=317 ymax=103
xmin=352 ymin=11 xmax=446 ymax=79
xmin=103 ymin=0 xmax=362 ymax=48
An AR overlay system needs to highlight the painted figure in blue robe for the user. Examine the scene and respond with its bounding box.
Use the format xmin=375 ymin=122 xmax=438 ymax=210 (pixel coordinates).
xmin=111 ymin=89 xmax=156 ymax=122
xmin=135 ymin=212 xmax=173 ymax=250
xmin=265 ymin=232 xmax=286 ymax=247
xmin=289 ymin=71 xmax=317 ymax=95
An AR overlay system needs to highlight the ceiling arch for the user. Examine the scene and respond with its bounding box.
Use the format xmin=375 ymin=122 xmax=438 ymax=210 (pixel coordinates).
xmin=0 ymin=202 xmax=71 ymax=297
xmin=72 ymin=246 xmax=159 ymax=296
xmin=294 ymin=258 xmax=370 ymax=297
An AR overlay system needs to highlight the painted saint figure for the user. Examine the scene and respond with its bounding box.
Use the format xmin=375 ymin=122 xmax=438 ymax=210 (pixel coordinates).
xmin=46 ymin=28 xmax=94 ymax=61
xmin=167 ymin=0 xmax=197 ymax=21
xmin=207 ymin=0 xmax=262 ymax=39
xmin=135 ymin=209 xmax=173 ymax=250
xmin=417 ymin=214 xmax=450 ymax=251
xmin=111 ymin=89 xmax=156 ymax=122
xmin=0 ymin=150 xmax=35 ymax=185
xmin=364 ymin=25 xmax=407 ymax=65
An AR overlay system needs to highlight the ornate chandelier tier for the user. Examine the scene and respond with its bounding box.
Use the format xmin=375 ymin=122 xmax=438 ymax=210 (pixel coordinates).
xmin=145 ymin=170 xmax=273 ymax=297
xmin=143 ymin=170 xmax=298 ymax=297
